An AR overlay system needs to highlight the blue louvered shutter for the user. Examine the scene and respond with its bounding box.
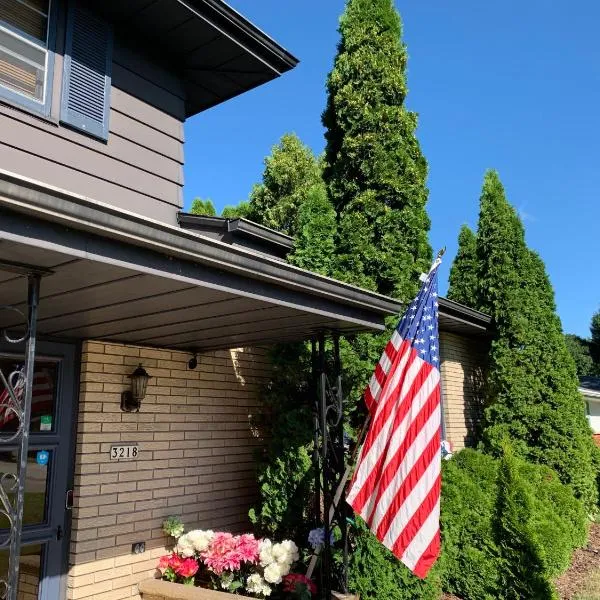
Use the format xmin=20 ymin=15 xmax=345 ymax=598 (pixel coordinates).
xmin=60 ymin=1 xmax=112 ymax=141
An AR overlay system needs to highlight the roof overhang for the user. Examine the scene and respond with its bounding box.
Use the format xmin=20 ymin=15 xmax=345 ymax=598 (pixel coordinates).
xmin=0 ymin=171 xmax=400 ymax=351
xmin=437 ymin=297 xmax=492 ymax=338
xmin=178 ymin=213 xmax=294 ymax=260
xmin=98 ymin=0 xmax=298 ymax=117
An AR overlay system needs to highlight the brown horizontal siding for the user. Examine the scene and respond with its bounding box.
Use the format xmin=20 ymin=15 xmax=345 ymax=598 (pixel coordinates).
xmin=0 ymin=25 xmax=184 ymax=225
xmin=439 ymin=331 xmax=487 ymax=450
xmin=0 ymin=146 xmax=179 ymax=224
xmin=0 ymin=114 xmax=181 ymax=203
xmin=69 ymin=342 xmax=271 ymax=600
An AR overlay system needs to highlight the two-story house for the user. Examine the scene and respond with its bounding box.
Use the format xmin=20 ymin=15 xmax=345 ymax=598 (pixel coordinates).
xmin=0 ymin=2 xmax=491 ymax=600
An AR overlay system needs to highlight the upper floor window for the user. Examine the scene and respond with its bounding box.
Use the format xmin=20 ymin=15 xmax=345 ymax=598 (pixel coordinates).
xmin=0 ymin=0 xmax=52 ymax=106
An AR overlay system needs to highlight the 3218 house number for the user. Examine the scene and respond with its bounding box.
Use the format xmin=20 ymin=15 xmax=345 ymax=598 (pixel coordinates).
xmin=110 ymin=445 xmax=139 ymax=460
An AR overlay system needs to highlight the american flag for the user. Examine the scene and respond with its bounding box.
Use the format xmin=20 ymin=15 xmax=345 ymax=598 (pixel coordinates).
xmin=346 ymin=258 xmax=443 ymax=579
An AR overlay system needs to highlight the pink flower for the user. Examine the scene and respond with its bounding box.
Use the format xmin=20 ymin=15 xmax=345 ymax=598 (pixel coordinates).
xmin=157 ymin=555 xmax=171 ymax=572
xmin=176 ymin=558 xmax=199 ymax=578
xmin=168 ymin=554 xmax=183 ymax=572
xmin=235 ymin=534 xmax=260 ymax=564
xmin=283 ymin=573 xmax=317 ymax=596
xmin=202 ymin=532 xmax=241 ymax=575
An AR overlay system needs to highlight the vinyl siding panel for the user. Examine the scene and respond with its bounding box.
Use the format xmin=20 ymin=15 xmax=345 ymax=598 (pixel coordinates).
xmin=0 ymin=16 xmax=185 ymax=225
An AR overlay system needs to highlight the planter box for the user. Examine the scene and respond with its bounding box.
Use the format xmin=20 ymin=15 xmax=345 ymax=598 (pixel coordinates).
xmin=139 ymin=579 xmax=253 ymax=600
xmin=139 ymin=578 xmax=359 ymax=600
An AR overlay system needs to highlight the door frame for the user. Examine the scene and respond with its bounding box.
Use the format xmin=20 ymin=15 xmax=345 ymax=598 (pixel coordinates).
xmin=0 ymin=338 xmax=80 ymax=600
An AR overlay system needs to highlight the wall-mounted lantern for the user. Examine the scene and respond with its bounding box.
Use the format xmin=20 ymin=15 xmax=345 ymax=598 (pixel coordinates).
xmin=121 ymin=364 xmax=152 ymax=412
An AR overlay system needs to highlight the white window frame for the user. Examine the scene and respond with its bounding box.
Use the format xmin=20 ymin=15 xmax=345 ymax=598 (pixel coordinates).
xmin=0 ymin=0 xmax=56 ymax=116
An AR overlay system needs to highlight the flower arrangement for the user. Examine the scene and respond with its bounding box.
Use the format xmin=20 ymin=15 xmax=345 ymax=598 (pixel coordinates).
xmin=158 ymin=521 xmax=315 ymax=599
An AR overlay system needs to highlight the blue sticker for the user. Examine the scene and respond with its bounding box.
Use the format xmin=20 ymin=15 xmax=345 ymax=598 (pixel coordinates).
xmin=36 ymin=451 xmax=49 ymax=466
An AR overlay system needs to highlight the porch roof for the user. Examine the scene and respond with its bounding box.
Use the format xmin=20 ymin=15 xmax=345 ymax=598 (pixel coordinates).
xmin=0 ymin=172 xmax=491 ymax=351
xmin=0 ymin=171 xmax=402 ymax=351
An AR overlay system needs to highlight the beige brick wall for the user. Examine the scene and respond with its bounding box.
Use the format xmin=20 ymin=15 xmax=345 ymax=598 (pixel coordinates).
xmin=69 ymin=342 xmax=271 ymax=600
xmin=439 ymin=331 xmax=487 ymax=451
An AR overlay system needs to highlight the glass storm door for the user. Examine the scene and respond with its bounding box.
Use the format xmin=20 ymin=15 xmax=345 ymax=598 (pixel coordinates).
xmin=0 ymin=341 xmax=76 ymax=600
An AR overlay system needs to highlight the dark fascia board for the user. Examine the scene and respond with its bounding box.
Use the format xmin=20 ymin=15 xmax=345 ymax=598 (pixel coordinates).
xmin=183 ymin=0 xmax=298 ymax=74
xmin=177 ymin=213 xmax=227 ymax=231
xmin=0 ymin=170 xmax=401 ymax=319
xmin=177 ymin=213 xmax=294 ymax=251
xmin=227 ymin=218 xmax=294 ymax=250
xmin=438 ymin=297 xmax=492 ymax=334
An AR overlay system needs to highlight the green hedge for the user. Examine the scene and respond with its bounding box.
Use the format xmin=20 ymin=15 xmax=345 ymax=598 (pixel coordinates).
xmin=348 ymin=518 xmax=442 ymax=600
xmin=440 ymin=448 xmax=587 ymax=600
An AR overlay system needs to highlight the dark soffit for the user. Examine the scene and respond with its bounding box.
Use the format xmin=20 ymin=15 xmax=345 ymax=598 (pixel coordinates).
xmin=98 ymin=0 xmax=299 ymax=117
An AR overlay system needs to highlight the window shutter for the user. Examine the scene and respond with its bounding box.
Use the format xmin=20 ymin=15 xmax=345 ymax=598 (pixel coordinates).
xmin=60 ymin=0 xmax=112 ymax=140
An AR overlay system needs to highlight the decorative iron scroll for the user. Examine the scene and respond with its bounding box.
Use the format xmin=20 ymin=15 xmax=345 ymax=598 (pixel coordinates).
xmin=0 ymin=275 xmax=41 ymax=600
xmin=312 ymin=332 xmax=349 ymax=599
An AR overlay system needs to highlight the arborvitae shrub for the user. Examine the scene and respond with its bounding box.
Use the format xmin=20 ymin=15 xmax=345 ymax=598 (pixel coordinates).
xmin=440 ymin=448 xmax=587 ymax=600
xmin=348 ymin=518 xmax=442 ymax=600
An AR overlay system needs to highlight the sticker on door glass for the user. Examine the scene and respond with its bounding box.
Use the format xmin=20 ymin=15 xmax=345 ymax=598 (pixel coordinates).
xmin=36 ymin=450 xmax=49 ymax=466
xmin=40 ymin=415 xmax=52 ymax=431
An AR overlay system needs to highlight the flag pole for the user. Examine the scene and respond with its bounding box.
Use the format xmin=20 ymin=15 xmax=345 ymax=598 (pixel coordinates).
xmin=306 ymin=249 xmax=447 ymax=580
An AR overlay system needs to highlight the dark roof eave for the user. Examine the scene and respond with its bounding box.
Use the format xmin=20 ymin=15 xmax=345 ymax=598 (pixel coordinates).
xmin=438 ymin=297 xmax=492 ymax=330
xmin=0 ymin=170 xmax=401 ymax=320
xmin=184 ymin=0 xmax=298 ymax=74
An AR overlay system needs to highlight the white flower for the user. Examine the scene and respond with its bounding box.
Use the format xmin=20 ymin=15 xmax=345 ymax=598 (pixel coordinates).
xmin=259 ymin=539 xmax=274 ymax=567
xmin=186 ymin=529 xmax=214 ymax=553
xmin=220 ymin=573 xmax=234 ymax=590
xmin=260 ymin=583 xmax=272 ymax=597
xmin=175 ymin=534 xmax=195 ymax=558
xmin=279 ymin=540 xmax=299 ymax=563
xmin=247 ymin=573 xmax=272 ymax=596
xmin=263 ymin=562 xmax=283 ymax=584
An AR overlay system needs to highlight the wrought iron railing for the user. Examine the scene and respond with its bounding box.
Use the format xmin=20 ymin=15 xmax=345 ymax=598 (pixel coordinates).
xmin=0 ymin=273 xmax=41 ymax=600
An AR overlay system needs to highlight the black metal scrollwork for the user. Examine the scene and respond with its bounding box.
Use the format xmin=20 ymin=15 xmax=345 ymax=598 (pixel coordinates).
xmin=0 ymin=274 xmax=41 ymax=600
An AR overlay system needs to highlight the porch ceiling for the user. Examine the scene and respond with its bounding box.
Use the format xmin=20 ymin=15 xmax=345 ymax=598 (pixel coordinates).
xmin=0 ymin=172 xmax=402 ymax=351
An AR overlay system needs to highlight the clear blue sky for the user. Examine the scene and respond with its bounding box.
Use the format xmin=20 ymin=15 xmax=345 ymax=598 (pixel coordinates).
xmin=183 ymin=0 xmax=600 ymax=338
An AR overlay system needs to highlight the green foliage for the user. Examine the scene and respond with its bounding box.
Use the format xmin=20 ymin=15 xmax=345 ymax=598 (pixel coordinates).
xmin=322 ymin=0 xmax=432 ymax=301
xmin=440 ymin=450 xmax=502 ymax=600
xmin=591 ymin=309 xmax=600 ymax=364
xmin=565 ymin=334 xmax=596 ymax=377
xmin=348 ymin=518 xmax=442 ymax=600
xmin=447 ymin=170 xmax=598 ymax=509
xmin=249 ymin=343 xmax=315 ymax=539
xmin=288 ymin=183 xmax=336 ymax=276
xmin=494 ymin=445 xmax=557 ymax=600
xmin=189 ymin=197 xmax=216 ymax=216
xmin=447 ymin=225 xmax=478 ymax=306
xmin=247 ymin=134 xmax=322 ymax=236
xmin=221 ymin=201 xmax=251 ymax=219
xmin=441 ymin=448 xmax=587 ymax=600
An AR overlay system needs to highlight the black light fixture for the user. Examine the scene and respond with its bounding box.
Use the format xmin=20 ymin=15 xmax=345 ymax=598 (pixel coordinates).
xmin=121 ymin=364 xmax=152 ymax=412
xmin=188 ymin=352 xmax=198 ymax=370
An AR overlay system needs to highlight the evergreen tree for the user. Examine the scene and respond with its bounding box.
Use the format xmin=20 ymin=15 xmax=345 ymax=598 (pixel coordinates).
xmin=493 ymin=446 xmax=557 ymax=600
xmin=221 ymin=201 xmax=251 ymax=219
xmin=190 ymin=197 xmax=216 ymax=216
xmin=447 ymin=225 xmax=478 ymax=306
xmin=564 ymin=334 xmax=595 ymax=377
xmin=247 ymin=133 xmax=322 ymax=236
xmin=591 ymin=309 xmax=600 ymax=365
xmin=289 ymin=183 xmax=336 ymax=276
xmin=463 ymin=171 xmax=597 ymax=507
xmin=322 ymin=0 xmax=432 ymax=301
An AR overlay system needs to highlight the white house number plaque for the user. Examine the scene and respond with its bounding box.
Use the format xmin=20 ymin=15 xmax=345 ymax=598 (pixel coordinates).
xmin=110 ymin=445 xmax=140 ymax=461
